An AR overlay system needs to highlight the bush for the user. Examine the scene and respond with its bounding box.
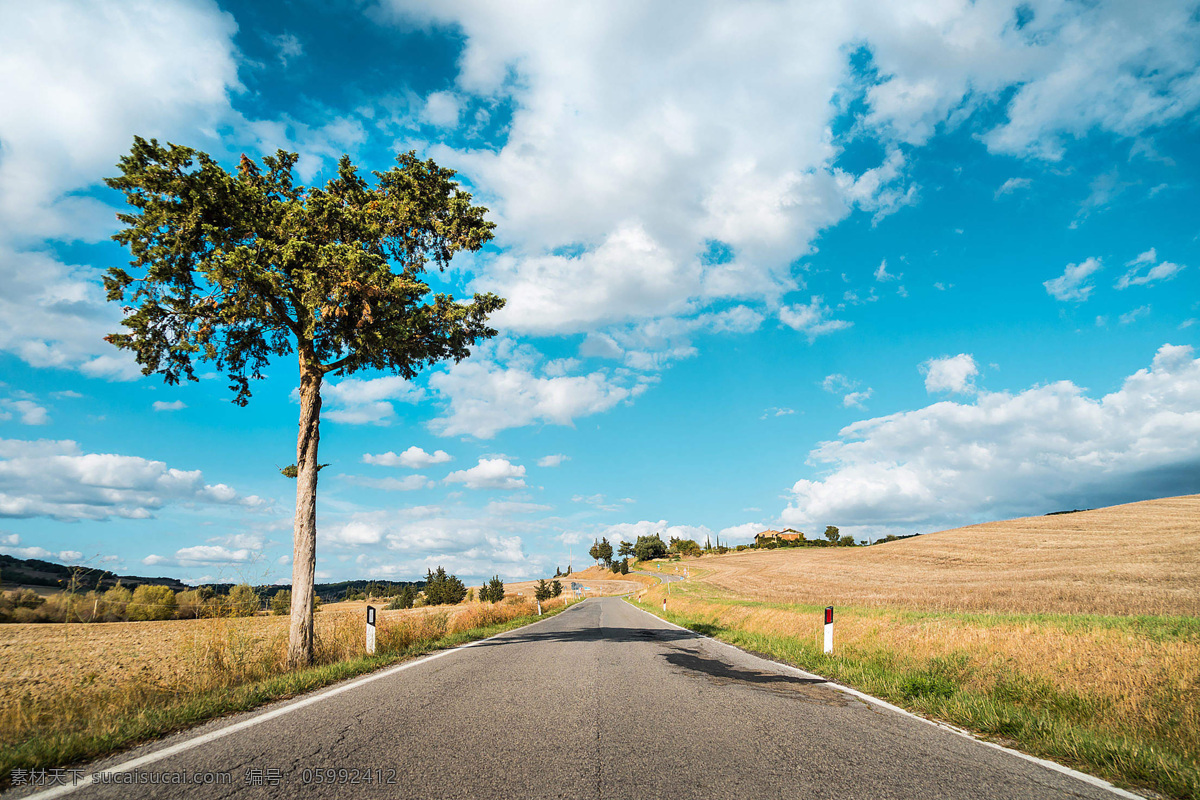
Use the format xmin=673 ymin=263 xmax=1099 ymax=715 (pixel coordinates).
xmin=270 ymin=589 xmax=291 ymax=616
xmin=225 ymin=584 xmax=259 ymax=617
xmin=534 ymin=579 xmax=552 ymax=602
xmin=10 ymin=588 xmax=45 ymax=609
xmin=177 ymin=587 xmax=214 ymax=619
xmin=550 ymin=579 xmax=562 ymax=597
xmin=127 ymin=585 xmax=176 ymax=621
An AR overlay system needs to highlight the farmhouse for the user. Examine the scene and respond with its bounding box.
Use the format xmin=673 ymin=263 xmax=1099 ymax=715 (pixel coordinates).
xmin=754 ymin=529 xmax=805 ymax=545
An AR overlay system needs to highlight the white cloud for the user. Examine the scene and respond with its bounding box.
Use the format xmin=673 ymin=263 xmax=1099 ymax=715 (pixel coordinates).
xmin=0 ymin=533 xmax=86 ymax=564
xmin=1120 ymin=305 xmax=1152 ymax=326
xmin=340 ymin=474 xmax=434 ymax=492
xmin=761 ymin=407 xmax=795 ymax=420
xmin=444 ymin=457 xmax=527 ymax=490
xmin=0 ymin=397 xmax=50 ymax=425
xmin=0 ymin=438 xmax=266 ymax=521
xmin=429 ymin=340 xmax=641 ymax=438
xmin=782 ymin=344 xmax=1200 ymax=537
xmin=320 ymin=509 xmax=538 ymax=581
xmin=921 ymin=354 xmax=979 ymax=394
xmin=874 ymin=259 xmax=900 ymax=282
xmin=174 ymin=545 xmax=255 ymax=565
xmin=538 ymin=454 xmax=568 ymax=467
xmin=843 ymin=389 xmax=873 ymax=409
xmin=0 ymin=1 xmax=242 ymax=376
xmin=362 ymin=446 xmax=452 ymax=468
xmin=994 ymin=177 xmax=1032 ymax=198
xmin=420 ymin=90 xmax=462 ymax=127
xmin=1116 ymin=248 xmax=1186 ymax=289
xmin=822 ymin=374 xmax=872 ymax=408
xmin=269 ymin=32 xmax=303 ymax=67
xmin=582 ymin=519 xmax=713 ymax=547
xmin=1044 ymin=257 xmax=1102 ymax=302
xmin=717 ymin=521 xmax=767 ymax=544
xmin=152 ymin=400 xmax=187 ymax=412
xmin=320 ymin=376 xmax=424 ymax=425
xmin=779 ymin=296 xmax=852 ymax=342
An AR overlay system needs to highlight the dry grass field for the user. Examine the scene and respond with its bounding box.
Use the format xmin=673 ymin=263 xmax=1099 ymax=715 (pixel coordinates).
xmin=631 ymin=495 xmax=1200 ymax=798
xmin=684 ymin=494 xmax=1200 ymax=616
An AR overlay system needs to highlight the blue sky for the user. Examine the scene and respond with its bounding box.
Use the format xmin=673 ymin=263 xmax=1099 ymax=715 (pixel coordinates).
xmin=1 ymin=0 xmax=1198 ymax=585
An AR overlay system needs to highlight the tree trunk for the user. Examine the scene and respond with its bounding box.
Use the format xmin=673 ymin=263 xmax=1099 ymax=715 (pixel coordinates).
xmin=287 ymin=354 xmax=322 ymax=668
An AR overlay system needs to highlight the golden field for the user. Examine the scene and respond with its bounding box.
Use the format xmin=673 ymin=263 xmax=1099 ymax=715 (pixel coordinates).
xmin=681 ymin=494 xmax=1200 ymax=616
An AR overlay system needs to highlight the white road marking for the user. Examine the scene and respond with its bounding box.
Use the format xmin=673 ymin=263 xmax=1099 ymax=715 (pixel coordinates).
xmin=627 ymin=598 xmax=1146 ymax=800
xmin=17 ymin=604 xmax=584 ymax=800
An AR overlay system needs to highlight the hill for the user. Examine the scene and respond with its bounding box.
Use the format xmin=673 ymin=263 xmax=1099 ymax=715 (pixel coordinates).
xmin=687 ymin=494 xmax=1200 ymax=616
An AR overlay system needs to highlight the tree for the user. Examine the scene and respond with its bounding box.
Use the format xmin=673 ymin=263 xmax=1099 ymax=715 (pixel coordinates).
xmin=128 ymin=585 xmax=176 ymax=621
xmin=634 ymin=534 xmax=668 ymax=561
xmin=423 ymin=567 xmax=467 ymax=606
xmin=597 ymin=537 xmax=614 ymax=567
xmin=824 ymin=526 xmax=840 ymax=544
xmin=104 ymin=139 xmax=502 ymax=667
xmin=399 ymin=585 xmax=415 ymax=608
xmin=271 ymin=589 xmax=292 ymax=616
xmin=226 ymin=583 xmax=259 ymax=617
xmin=534 ymin=579 xmax=552 ymax=602
xmin=589 ymin=539 xmax=601 ymax=565
xmin=619 ymin=559 xmax=629 ymax=575
xmin=617 ymin=541 xmax=633 ymax=560
xmin=483 ymin=575 xmax=505 ymax=603
xmin=551 ymin=579 xmax=563 ymax=597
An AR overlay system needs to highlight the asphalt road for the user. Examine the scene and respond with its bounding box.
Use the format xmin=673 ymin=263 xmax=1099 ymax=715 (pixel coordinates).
xmin=9 ymin=598 xmax=1137 ymax=800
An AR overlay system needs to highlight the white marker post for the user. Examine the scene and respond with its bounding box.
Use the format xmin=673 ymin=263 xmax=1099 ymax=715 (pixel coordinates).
xmin=537 ymin=598 xmax=542 ymax=616
xmin=366 ymin=605 xmax=377 ymax=655
xmin=823 ymin=606 xmax=833 ymax=654
xmin=662 ymin=598 xmax=667 ymax=613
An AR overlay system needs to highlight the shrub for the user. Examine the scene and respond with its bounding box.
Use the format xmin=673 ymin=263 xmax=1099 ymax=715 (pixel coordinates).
xmin=10 ymin=588 xmax=45 ymax=609
xmin=479 ymin=575 xmax=505 ymax=603
xmin=534 ymin=579 xmax=552 ymax=602
xmin=127 ymin=585 xmax=176 ymax=621
xmin=270 ymin=589 xmax=291 ymax=616
xmin=550 ymin=579 xmax=562 ymax=597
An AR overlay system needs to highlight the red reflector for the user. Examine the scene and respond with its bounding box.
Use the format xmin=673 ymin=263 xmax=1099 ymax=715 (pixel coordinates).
xmin=825 ymin=607 xmax=833 ymax=624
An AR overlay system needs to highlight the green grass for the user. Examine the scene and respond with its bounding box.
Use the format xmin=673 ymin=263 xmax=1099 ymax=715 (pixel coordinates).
xmin=0 ymin=603 xmax=574 ymax=785
xmin=631 ymin=596 xmax=1198 ymax=800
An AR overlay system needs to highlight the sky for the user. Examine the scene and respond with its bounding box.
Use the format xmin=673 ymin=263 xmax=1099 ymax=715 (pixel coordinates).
xmin=1 ymin=0 xmax=1198 ymax=587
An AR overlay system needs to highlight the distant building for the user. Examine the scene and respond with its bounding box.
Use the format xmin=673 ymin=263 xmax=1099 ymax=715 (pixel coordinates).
xmin=754 ymin=529 xmax=807 ymax=545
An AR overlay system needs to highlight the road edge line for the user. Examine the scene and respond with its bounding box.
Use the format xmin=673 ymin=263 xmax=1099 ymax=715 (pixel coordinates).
xmin=623 ymin=597 xmax=1146 ymax=800
xmin=16 ymin=602 xmax=587 ymax=800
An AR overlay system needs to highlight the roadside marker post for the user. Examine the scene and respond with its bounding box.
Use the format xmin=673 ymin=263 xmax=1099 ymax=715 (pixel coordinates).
xmin=823 ymin=606 xmax=833 ymax=654
xmin=366 ymin=605 xmax=377 ymax=655
xmin=537 ymin=599 xmax=542 ymax=616
xmin=662 ymin=598 xmax=667 ymax=613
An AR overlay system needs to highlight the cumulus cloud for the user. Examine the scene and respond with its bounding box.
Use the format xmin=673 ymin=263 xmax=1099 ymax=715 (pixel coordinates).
xmin=0 ymin=1 xmax=241 ymax=376
xmin=1116 ymin=248 xmax=1186 ymax=290
xmin=537 ymin=454 xmax=568 ymax=467
xmin=782 ymin=344 xmax=1200 ymax=537
xmin=0 ymin=438 xmax=266 ymax=521
xmin=362 ymin=446 xmax=452 ymax=468
xmin=0 ymin=395 xmax=50 ymax=425
xmin=429 ymin=340 xmax=642 ymax=439
xmin=0 ymin=534 xmax=85 ymax=563
xmin=321 ymin=509 xmax=537 ymax=580
xmin=779 ymin=297 xmax=852 ymax=342
xmin=152 ymin=400 xmax=187 ymax=412
xmin=822 ymin=374 xmax=872 ymax=408
xmin=444 ymin=457 xmax=527 ymax=490
xmin=1044 ymin=257 xmax=1102 ymax=302
xmin=320 ymin=376 xmax=424 ymax=425
xmin=920 ymin=354 xmax=979 ymax=394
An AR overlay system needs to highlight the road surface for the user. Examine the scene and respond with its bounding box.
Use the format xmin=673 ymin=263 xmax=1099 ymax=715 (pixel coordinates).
xmin=8 ymin=598 xmax=1138 ymax=800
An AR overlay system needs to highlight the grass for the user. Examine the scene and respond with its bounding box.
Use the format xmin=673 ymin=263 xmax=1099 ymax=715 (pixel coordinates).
xmin=667 ymin=494 xmax=1200 ymax=616
xmin=0 ymin=597 xmax=573 ymax=785
xmin=632 ymin=587 xmax=1199 ymax=800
